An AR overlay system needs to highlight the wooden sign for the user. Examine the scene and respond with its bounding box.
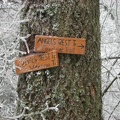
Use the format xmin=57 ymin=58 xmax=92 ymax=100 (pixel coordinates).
xmin=35 ymin=35 xmax=86 ymax=55
xmin=15 ymin=50 xmax=59 ymax=75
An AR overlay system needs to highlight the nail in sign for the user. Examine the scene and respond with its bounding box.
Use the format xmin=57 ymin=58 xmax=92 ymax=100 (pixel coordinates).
xmin=15 ymin=50 xmax=59 ymax=75
xmin=35 ymin=35 xmax=86 ymax=55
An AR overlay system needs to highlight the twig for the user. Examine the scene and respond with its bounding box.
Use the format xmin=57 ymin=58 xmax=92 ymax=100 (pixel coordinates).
xmin=100 ymin=1 xmax=115 ymax=32
xmin=3 ymin=107 xmax=27 ymax=119
xmin=108 ymin=101 xmax=120 ymax=120
xmin=102 ymin=57 xmax=120 ymax=60
xmin=2 ymin=102 xmax=60 ymax=120
xmin=0 ymin=19 xmax=29 ymax=24
xmin=102 ymin=73 xmax=120 ymax=96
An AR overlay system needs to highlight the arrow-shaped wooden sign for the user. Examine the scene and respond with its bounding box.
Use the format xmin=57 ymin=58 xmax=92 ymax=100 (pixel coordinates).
xmin=35 ymin=35 xmax=86 ymax=55
xmin=15 ymin=50 xmax=59 ymax=75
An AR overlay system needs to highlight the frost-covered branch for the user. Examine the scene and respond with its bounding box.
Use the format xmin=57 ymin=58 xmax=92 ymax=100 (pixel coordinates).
xmin=0 ymin=0 xmax=29 ymax=117
xmin=102 ymin=72 xmax=120 ymax=96
xmin=102 ymin=56 xmax=120 ymax=60
xmin=2 ymin=102 xmax=60 ymax=120
xmin=108 ymin=101 xmax=120 ymax=120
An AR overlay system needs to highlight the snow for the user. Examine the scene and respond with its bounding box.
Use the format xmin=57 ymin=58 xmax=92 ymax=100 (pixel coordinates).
xmin=0 ymin=2 xmax=21 ymax=118
xmin=100 ymin=0 xmax=120 ymax=120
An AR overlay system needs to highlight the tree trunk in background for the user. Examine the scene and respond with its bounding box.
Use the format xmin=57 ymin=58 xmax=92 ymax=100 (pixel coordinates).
xmin=17 ymin=0 xmax=102 ymax=120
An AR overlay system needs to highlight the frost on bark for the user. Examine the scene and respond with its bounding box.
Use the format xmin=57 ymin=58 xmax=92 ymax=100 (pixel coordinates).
xmin=17 ymin=0 xmax=102 ymax=120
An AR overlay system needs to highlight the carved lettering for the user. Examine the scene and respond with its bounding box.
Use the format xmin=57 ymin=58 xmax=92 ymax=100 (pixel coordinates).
xmin=35 ymin=35 xmax=86 ymax=55
xmin=29 ymin=64 xmax=50 ymax=70
xmin=38 ymin=38 xmax=56 ymax=45
xmin=58 ymin=39 xmax=71 ymax=46
xmin=15 ymin=50 xmax=59 ymax=74
xmin=66 ymin=47 xmax=75 ymax=53
xmin=73 ymin=40 xmax=76 ymax=46
xmin=58 ymin=48 xmax=63 ymax=52
xmin=51 ymin=60 xmax=56 ymax=66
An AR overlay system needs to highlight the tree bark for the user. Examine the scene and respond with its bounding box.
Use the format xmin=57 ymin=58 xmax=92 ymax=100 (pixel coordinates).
xmin=17 ymin=0 xmax=102 ymax=120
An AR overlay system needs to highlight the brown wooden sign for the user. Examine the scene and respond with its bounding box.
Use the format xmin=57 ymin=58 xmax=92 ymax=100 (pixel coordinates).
xmin=35 ymin=35 xmax=86 ymax=55
xmin=15 ymin=50 xmax=59 ymax=75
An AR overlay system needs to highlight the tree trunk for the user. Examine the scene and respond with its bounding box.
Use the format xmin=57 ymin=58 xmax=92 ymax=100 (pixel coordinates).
xmin=17 ymin=0 xmax=102 ymax=120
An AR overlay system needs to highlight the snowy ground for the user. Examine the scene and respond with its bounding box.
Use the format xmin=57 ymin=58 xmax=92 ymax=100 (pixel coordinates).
xmin=0 ymin=1 xmax=120 ymax=120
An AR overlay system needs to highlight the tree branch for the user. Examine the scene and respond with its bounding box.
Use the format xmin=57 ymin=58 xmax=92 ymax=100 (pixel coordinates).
xmin=2 ymin=102 xmax=60 ymax=120
xmin=102 ymin=72 xmax=120 ymax=96
xmin=102 ymin=57 xmax=120 ymax=60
